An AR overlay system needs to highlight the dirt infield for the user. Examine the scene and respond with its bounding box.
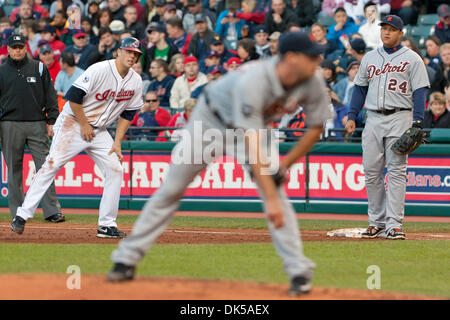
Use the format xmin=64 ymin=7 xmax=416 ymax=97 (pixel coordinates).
xmin=0 ymin=274 xmax=442 ymax=300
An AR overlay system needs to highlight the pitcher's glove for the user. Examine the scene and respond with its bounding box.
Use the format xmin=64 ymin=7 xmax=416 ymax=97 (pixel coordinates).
xmin=272 ymin=165 xmax=288 ymax=187
xmin=391 ymin=120 xmax=428 ymax=155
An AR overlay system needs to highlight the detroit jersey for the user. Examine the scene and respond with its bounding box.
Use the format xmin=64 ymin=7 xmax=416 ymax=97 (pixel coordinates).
xmin=354 ymin=46 xmax=430 ymax=111
xmin=63 ymin=59 xmax=144 ymax=128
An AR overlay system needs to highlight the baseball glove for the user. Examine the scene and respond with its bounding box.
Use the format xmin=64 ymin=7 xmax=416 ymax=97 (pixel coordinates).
xmin=272 ymin=167 xmax=288 ymax=187
xmin=391 ymin=126 xmax=427 ymax=155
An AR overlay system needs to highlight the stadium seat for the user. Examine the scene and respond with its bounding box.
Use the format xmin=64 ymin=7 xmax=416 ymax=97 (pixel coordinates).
xmin=317 ymin=15 xmax=335 ymax=28
xmin=402 ymin=25 xmax=412 ymax=37
xmin=411 ymin=25 xmax=435 ymax=38
xmin=411 ymin=36 xmax=427 ymax=49
xmin=2 ymin=5 xmax=16 ymax=17
xmin=418 ymin=14 xmax=439 ymax=26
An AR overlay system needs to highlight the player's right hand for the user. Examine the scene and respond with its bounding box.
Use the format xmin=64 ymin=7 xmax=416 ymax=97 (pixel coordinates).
xmin=266 ymin=198 xmax=285 ymax=229
xmin=81 ymin=123 xmax=96 ymax=141
xmin=345 ymin=119 xmax=356 ymax=136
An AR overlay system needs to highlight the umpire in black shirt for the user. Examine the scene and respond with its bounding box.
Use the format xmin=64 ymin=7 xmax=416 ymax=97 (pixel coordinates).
xmin=0 ymin=34 xmax=65 ymax=223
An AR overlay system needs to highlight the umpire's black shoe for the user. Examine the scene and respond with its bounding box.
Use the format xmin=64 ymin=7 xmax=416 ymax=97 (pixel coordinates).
xmin=11 ymin=216 xmax=26 ymax=235
xmin=97 ymin=226 xmax=127 ymax=239
xmin=107 ymin=263 xmax=135 ymax=282
xmin=288 ymin=276 xmax=312 ymax=296
xmin=45 ymin=213 xmax=66 ymax=223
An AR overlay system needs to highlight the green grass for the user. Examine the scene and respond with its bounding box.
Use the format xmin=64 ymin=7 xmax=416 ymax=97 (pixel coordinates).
xmin=1 ymin=212 xmax=449 ymax=233
xmin=0 ymin=241 xmax=448 ymax=297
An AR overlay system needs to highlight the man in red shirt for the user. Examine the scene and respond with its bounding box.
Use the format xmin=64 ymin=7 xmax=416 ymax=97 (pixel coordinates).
xmin=37 ymin=25 xmax=66 ymax=58
xmin=38 ymin=43 xmax=61 ymax=82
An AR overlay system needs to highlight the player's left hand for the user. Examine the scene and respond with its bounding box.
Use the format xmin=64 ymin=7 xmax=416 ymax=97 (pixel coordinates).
xmin=108 ymin=143 xmax=123 ymax=163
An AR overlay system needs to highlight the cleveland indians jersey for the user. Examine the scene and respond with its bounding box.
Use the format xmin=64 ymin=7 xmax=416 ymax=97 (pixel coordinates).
xmin=354 ymin=46 xmax=429 ymax=111
xmin=63 ymin=59 xmax=144 ymax=128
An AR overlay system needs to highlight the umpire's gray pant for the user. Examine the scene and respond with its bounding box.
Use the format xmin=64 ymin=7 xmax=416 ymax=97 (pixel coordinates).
xmin=111 ymin=97 xmax=315 ymax=281
xmin=0 ymin=121 xmax=61 ymax=218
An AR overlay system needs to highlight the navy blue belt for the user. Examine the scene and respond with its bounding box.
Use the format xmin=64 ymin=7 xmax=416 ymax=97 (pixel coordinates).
xmin=374 ymin=108 xmax=411 ymax=115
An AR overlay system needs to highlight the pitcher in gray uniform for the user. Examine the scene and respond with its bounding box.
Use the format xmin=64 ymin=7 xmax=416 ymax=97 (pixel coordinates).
xmin=345 ymin=15 xmax=430 ymax=240
xmin=107 ymin=32 xmax=334 ymax=296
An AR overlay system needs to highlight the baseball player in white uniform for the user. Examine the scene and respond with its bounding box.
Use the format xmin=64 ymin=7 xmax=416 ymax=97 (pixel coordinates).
xmin=11 ymin=37 xmax=144 ymax=238
xmin=345 ymin=15 xmax=430 ymax=240
xmin=107 ymin=32 xmax=334 ymax=296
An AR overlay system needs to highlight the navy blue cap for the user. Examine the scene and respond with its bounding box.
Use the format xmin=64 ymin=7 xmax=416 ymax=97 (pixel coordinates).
xmin=350 ymin=38 xmax=366 ymax=53
xmin=39 ymin=43 xmax=52 ymax=54
xmin=206 ymin=65 xmax=225 ymax=74
xmin=255 ymin=26 xmax=268 ymax=35
xmin=194 ymin=13 xmax=207 ymax=23
xmin=279 ymin=31 xmax=325 ymax=56
xmin=379 ymin=15 xmax=403 ymax=30
xmin=206 ymin=50 xmax=219 ymax=58
xmin=3 ymin=29 xmax=16 ymax=46
xmin=42 ymin=24 xmax=57 ymax=33
xmin=147 ymin=22 xmax=166 ymax=33
xmin=211 ymin=34 xmax=223 ymax=45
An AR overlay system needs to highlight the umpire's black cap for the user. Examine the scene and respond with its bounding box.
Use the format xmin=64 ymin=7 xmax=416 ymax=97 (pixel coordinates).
xmin=279 ymin=31 xmax=324 ymax=56
xmin=7 ymin=34 xmax=26 ymax=47
xmin=379 ymin=15 xmax=404 ymax=30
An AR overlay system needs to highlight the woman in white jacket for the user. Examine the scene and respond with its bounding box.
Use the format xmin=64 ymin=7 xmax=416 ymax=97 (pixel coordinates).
xmin=358 ymin=1 xmax=383 ymax=49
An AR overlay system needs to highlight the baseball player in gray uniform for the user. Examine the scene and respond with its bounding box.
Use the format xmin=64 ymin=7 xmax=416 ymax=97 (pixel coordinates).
xmin=107 ymin=32 xmax=334 ymax=296
xmin=345 ymin=15 xmax=430 ymax=240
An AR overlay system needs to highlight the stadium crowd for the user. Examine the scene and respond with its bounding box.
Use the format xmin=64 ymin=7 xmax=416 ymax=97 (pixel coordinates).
xmin=0 ymin=0 xmax=449 ymax=141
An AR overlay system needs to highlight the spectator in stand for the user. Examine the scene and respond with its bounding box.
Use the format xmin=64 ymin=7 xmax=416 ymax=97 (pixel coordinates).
xmin=54 ymin=51 xmax=84 ymax=99
xmin=327 ymin=87 xmax=350 ymax=140
xmin=326 ymin=7 xmax=360 ymax=50
xmin=88 ymin=26 xmax=120 ymax=63
xmin=209 ymin=34 xmax=237 ymax=70
xmin=294 ymin=0 xmax=316 ymax=28
xmin=333 ymin=59 xmax=360 ymax=105
xmin=165 ymin=98 xmax=197 ymax=141
xmin=254 ymin=26 xmax=270 ymax=58
xmin=81 ymin=17 xmax=99 ymax=45
xmin=236 ymin=0 xmax=266 ymax=38
xmin=237 ymin=38 xmax=259 ymax=63
xmin=52 ymin=10 xmax=71 ymax=46
xmin=110 ymin=20 xmax=126 ymax=42
xmin=343 ymin=0 xmax=365 ymax=26
xmin=169 ymin=53 xmax=185 ymax=77
xmin=170 ymin=55 xmax=208 ymax=110
xmin=423 ymin=91 xmax=450 ymax=129
xmin=358 ymin=1 xmax=383 ymax=50
xmin=0 ymin=17 xmax=12 ymax=34
xmin=264 ymin=0 xmax=298 ymax=35
xmin=205 ymin=65 xmax=225 ymax=81
xmin=38 ymin=43 xmax=60 ymax=82
xmin=424 ymin=36 xmax=442 ymax=73
xmin=150 ymin=0 xmax=168 ymax=24
xmin=162 ymin=4 xmax=180 ymax=22
xmin=147 ymin=59 xmax=176 ymax=108
xmin=127 ymin=0 xmax=145 ymax=22
xmin=389 ymin=0 xmax=418 ymax=25
xmin=10 ymin=0 xmax=49 ymax=24
xmin=319 ymin=0 xmax=345 ymax=18
xmin=166 ymin=17 xmax=191 ymax=55
xmin=132 ymin=60 xmax=151 ymax=93
xmin=215 ymin=0 xmax=246 ymax=51
xmin=94 ymin=8 xmax=113 ymax=35
xmin=13 ymin=3 xmax=36 ymax=29
xmin=321 ymin=59 xmax=338 ymax=87
xmin=39 ymin=25 xmax=66 ymax=59
xmin=130 ymin=91 xmax=171 ymax=140
xmin=143 ymin=22 xmax=179 ymax=76
xmin=107 ymin=0 xmax=127 ymax=22
xmin=85 ymin=0 xmax=100 ymax=26
xmin=330 ymin=37 xmax=366 ymax=77
xmin=225 ymin=56 xmax=241 ymax=71
xmin=201 ymin=49 xmax=221 ymax=72
xmin=431 ymin=43 xmax=450 ymax=95
xmin=124 ymin=5 xmax=146 ymax=40
xmin=311 ymin=23 xmax=340 ymax=57
xmin=434 ymin=4 xmax=450 ymax=44
xmin=187 ymin=13 xmax=217 ymax=60
xmin=141 ymin=0 xmax=157 ymax=26
xmin=183 ymin=0 xmax=216 ymax=35
xmin=21 ymin=20 xmax=41 ymax=55
xmin=446 ymin=86 xmax=450 ymax=108
xmin=268 ymin=31 xmax=280 ymax=56
xmin=401 ymin=36 xmax=437 ymax=84
xmin=63 ymin=28 xmax=96 ymax=70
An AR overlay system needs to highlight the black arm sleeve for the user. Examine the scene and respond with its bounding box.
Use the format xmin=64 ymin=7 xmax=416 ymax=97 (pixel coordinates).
xmin=42 ymin=65 xmax=59 ymax=125
xmin=120 ymin=109 xmax=138 ymax=121
xmin=65 ymin=86 xmax=87 ymax=105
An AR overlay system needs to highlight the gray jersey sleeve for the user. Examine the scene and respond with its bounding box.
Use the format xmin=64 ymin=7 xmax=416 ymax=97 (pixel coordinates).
xmin=408 ymin=53 xmax=430 ymax=91
xmin=354 ymin=54 xmax=369 ymax=87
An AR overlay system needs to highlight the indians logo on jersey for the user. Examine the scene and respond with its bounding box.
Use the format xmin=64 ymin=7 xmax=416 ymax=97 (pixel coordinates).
xmin=367 ymin=61 xmax=410 ymax=79
xmin=95 ymin=89 xmax=135 ymax=103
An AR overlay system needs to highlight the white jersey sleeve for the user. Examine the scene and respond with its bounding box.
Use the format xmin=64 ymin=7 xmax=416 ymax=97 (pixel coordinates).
xmin=71 ymin=64 xmax=99 ymax=94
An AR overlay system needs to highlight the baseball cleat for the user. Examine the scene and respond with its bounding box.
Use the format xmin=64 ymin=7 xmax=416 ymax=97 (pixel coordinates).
xmin=97 ymin=226 xmax=127 ymax=239
xmin=11 ymin=216 xmax=26 ymax=234
xmin=45 ymin=213 xmax=66 ymax=223
xmin=288 ymin=276 xmax=312 ymax=296
xmin=386 ymin=228 xmax=406 ymax=240
xmin=361 ymin=226 xmax=385 ymax=238
xmin=107 ymin=263 xmax=135 ymax=282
